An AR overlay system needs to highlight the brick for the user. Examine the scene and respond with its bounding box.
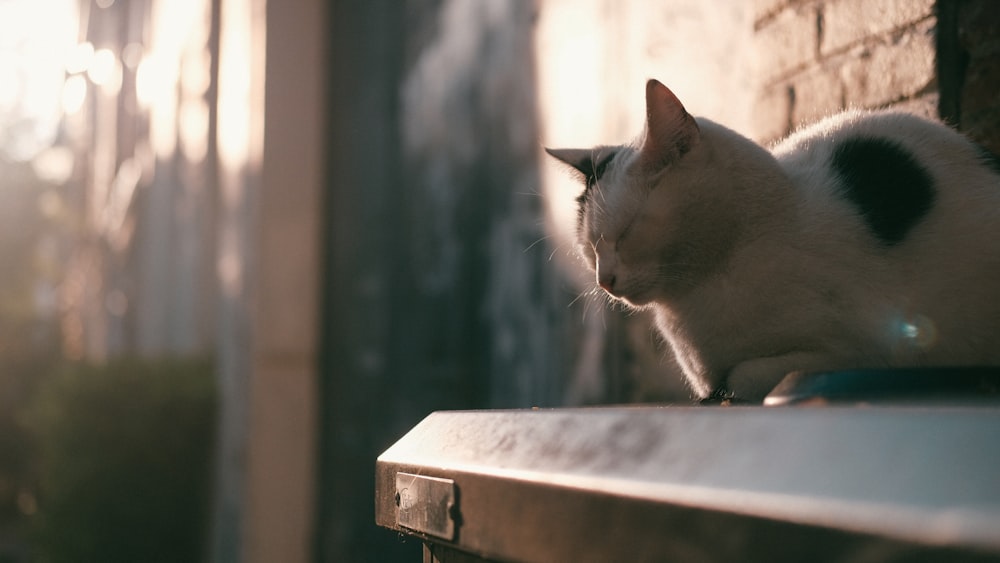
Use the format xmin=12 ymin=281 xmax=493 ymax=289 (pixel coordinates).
xmin=821 ymin=0 xmax=935 ymax=55
xmin=888 ymin=92 xmax=939 ymax=120
xmin=754 ymin=3 xmax=819 ymax=83
xmin=840 ymin=19 xmax=935 ymax=109
xmin=753 ymin=83 xmax=792 ymax=144
xmin=790 ymin=64 xmax=844 ymax=127
xmin=754 ymin=0 xmax=795 ymax=27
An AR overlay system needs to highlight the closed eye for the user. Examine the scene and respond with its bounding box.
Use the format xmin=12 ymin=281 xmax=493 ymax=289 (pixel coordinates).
xmin=578 ymin=150 xmax=619 ymax=209
xmin=585 ymin=151 xmax=617 ymax=191
xmin=576 ymin=149 xmax=619 ymax=235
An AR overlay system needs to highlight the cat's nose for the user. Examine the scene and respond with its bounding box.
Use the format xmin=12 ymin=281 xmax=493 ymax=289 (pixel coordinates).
xmin=595 ymin=240 xmax=618 ymax=294
xmin=598 ymin=273 xmax=617 ymax=293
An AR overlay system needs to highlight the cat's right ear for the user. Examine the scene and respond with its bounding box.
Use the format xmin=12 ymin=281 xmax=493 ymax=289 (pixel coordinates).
xmin=545 ymin=148 xmax=594 ymax=179
xmin=640 ymin=79 xmax=700 ymax=169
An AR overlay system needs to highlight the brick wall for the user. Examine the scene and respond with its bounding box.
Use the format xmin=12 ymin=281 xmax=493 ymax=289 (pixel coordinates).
xmin=753 ymin=0 xmax=938 ymax=143
xmin=754 ymin=0 xmax=1000 ymax=154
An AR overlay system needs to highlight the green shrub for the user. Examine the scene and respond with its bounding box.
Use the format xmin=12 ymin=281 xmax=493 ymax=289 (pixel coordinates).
xmin=28 ymin=357 xmax=217 ymax=563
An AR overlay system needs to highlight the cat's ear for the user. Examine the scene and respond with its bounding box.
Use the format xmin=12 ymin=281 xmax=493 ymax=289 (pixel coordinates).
xmin=545 ymin=147 xmax=594 ymax=178
xmin=640 ymin=79 xmax=700 ymax=169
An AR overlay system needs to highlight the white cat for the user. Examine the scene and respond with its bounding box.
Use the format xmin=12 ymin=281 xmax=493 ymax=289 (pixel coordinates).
xmin=547 ymin=79 xmax=1000 ymax=402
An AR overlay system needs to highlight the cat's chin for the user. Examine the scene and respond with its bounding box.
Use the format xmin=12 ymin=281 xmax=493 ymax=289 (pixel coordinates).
xmin=606 ymin=289 xmax=656 ymax=309
xmin=621 ymin=298 xmax=655 ymax=310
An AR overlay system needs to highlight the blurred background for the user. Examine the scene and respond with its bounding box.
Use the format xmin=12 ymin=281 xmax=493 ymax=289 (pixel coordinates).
xmin=0 ymin=0 xmax=996 ymax=561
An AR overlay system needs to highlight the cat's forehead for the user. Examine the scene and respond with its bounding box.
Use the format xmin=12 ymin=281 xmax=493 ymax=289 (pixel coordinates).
xmin=577 ymin=146 xmax=646 ymax=237
xmin=592 ymin=144 xmax=640 ymax=185
xmin=590 ymin=144 xmax=636 ymax=171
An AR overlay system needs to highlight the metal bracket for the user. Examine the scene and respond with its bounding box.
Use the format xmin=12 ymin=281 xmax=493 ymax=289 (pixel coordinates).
xmin=395 ymin=472 xmax=457 ymax=541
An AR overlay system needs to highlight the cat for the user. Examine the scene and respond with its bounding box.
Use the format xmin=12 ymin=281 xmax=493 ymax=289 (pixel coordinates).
xmin=547 ymin=79 xmax=1000 ymax=403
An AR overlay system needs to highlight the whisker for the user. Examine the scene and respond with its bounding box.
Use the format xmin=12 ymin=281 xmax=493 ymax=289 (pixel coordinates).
xmin=567 ymin=289 xmax=591 ymax=309
xmin=571 ymin=287 xmax=607 ymax=326
xmin=523 ymin=234 xmax=552 ymax=253
xmin=548 ymin=245 xmax=565 ymax=262
xmin=589 ymin=180 xmax=609 ymax=212
xmin=594 ymin=180 xmax=608 ymax=206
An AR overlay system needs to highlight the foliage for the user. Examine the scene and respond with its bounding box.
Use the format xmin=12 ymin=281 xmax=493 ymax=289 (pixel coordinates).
xmin=0 ymin=350 xmax=56 ymax=561
xmin=26 ymin=357 xmax=217 ymax=563
xmin=0 ymin=158 xmax=69 ymax=563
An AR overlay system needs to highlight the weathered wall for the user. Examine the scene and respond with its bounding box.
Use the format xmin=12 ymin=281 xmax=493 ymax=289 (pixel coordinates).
xmin=753 ymin=0 xmax=938 ymax=143
xmin=753 ymin=0 xmax=1000 ymax=152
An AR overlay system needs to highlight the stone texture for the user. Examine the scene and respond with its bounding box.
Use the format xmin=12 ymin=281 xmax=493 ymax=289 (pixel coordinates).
xmin=791 ymin=63 xmax=845 ymax=127
xmin=839 ymin=19 xmax=936 ymax=108
xmin=754 ymin=0 xmax=798 ymax=27
xmin=754 ymin=83 xmax=793 ymax=143
xmin=755 ymin=3 xmax=819 ymax=83
xmin=820 ymin=0 xmax=935 ymax=55
xmin=753 ymin=0 xmax=945 ymax=162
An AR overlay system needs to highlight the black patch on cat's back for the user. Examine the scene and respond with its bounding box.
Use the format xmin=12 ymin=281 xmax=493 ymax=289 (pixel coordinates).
xmin=830 ymin=137 xmax=936 ymax=245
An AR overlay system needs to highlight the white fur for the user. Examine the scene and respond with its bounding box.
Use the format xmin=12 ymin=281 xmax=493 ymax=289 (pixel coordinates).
xmin=572 ymin=107 xmax=1000 ymax=401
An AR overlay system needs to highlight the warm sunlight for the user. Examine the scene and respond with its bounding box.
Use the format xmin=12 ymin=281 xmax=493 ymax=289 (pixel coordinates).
xmin=534 ymin=0 xmax=753 ymax=286
xmin=0 ymin=0 xmax=78 ymax=163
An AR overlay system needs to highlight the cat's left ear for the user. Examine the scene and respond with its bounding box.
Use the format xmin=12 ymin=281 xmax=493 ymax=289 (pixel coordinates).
xmin=544 ymin=148 xmax=594 ymax=178
xmin=640 ymin=79 xmax=700 ymax=169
